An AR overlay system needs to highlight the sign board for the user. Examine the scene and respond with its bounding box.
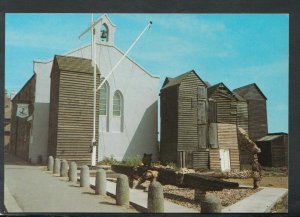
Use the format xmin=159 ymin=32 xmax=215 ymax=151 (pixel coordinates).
xmin=17 ymin=104 xmax=29 ymax=118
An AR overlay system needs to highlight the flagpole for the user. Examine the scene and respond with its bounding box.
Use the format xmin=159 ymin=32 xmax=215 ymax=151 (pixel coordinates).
xmin=92 ymin=14 xmax=97 ymax=166
xmin=79 ymin=18 xmax=153 ymax=166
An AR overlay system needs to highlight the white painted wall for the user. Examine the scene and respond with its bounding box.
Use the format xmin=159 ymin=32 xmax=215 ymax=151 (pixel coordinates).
xmin=29 ymin=15 xmax=160 ymax=162
xmin=69 ymin=44 xmax=160 ymax=161
xmin=31 ymin=46 xmax=159 ymax=162
xmin=27 ymin=62 xmax=52 ymax=163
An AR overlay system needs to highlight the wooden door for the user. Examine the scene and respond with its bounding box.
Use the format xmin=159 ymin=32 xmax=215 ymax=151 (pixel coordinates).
xmin=209 ymin=123 xmax=218 ymax=148
xmin=219 ymin=149 xmax=231 ymax=172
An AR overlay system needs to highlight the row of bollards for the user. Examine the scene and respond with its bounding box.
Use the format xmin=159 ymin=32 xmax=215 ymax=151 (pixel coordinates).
xmin=47 ymin=156 xmax=220 ymax=213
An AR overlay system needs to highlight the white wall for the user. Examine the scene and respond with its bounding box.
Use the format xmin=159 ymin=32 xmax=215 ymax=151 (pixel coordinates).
xmin=70 ymin=44 xmax=160 ymax=161
xmin=31 ymin=41 xmax=159 ymax=163
xmin=28 ymin=61 xmax=53 ymax=163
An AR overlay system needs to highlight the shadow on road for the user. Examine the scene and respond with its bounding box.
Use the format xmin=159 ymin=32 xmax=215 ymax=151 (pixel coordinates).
xmin=99 ymin=201 xmax=115 ymax=206
xmin=4 ymin=153 xmax=45 ymax=166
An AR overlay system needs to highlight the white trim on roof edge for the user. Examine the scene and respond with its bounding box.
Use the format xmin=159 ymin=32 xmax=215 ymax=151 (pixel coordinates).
xmin=33 ymin=43 xmax=159 ymax=79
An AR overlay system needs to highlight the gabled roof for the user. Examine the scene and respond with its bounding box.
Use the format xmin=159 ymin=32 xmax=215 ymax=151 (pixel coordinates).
xmin=161 ymin=70 xmax=207 ymax=90
xmin=257 ymin=133 xmax=287 ymax=142
xmin=233 ymin=83 xmax=267 ymax=100
xmin=233 ymin=92 xmax=246 ymax=102
xmin=11 ymin=74 xmax=36 ymax=101
xmin=207 ymin=82 xmax=237 ymax=100
xmin=100 ymin=14 xmax=116 ymax=27
xmin=54 ymin=55 xmax=100 ymax=75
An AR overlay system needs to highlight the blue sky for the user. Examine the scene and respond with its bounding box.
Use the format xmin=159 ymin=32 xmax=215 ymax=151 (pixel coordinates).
xmin=5 ymin=13 xmax=288 ymax=133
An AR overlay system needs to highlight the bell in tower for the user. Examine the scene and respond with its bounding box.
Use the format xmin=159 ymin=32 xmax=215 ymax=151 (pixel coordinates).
xmin=100 ymin=24 xmax=109 ymax=42
xmin=101 ymin=29 xmax=108 ymax=41
xmin=95 ymin=14 xmax=116 ymax=45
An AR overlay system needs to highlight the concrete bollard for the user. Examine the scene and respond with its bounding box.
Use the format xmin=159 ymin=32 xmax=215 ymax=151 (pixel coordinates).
xmin=116 ymin=174 xmax=129 ymax=206
xmin=80 ymin=165 xmax=90 ymax=187
xmin=201 ymin=195 xmax=222 ymax=213
xmin=147 ymin=181 xmax=164 ymax=213
xmin=95 ymin=168 xmax=106 ymax=195
xmin=48 ymin=156 xmax=54 ymax=171
xmin=53 ymin=158 xmax=61 ymax=174
xmin=60 ymin=159 xmax=69 ymax=177
xmin=69 ymin=162 xmax=77 ymax=182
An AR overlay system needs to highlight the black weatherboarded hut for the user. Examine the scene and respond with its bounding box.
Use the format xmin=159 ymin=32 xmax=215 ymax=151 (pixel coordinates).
xmin=48 ymin=55 xmax=100 ymax=166
xmin=160 ymin=70 xmax=209 ymax=169
xmin=256 ymin=133 xmax=288 ymax=167
xmin=207 ymin=83 xmax=240 ymax=171
xmin=233 ymin=83 xmax=268 ymax=141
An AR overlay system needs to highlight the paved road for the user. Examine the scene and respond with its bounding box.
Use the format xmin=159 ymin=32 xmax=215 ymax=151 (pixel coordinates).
xmin=4 ymin=155 xmax=137 ymax=213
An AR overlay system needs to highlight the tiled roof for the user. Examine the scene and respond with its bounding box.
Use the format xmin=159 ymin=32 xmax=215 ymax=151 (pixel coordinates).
xmin=161 ymin=70 xmax=207 ymax=90
xmin=257 ymin=133 xmax=287 ymax=142
xmin=55 ymin=55 xmax=100 ymax=74
xmin=233 ymin=83 xmax=267 ymax=100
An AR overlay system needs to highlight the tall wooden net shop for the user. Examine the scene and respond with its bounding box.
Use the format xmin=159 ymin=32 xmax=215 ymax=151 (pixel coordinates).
xmin=48 ymin=55 xmax=100 ymax=165
xmin=160 ymin=70 xmax=288 ymax=171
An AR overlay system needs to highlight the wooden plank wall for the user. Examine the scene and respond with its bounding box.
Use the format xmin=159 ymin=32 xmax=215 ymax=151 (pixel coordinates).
xmin=208 ymin=99 xmax=217 ymax=123
xmin=248 ymin=100 xmax=268 ymax=141
xmin=210 ymin=88 xmax=237 ymax=125
xmin=56 ymin=70 xmax=100 ymax=165
xmin=48 ymin=60 xmax=60 ymax=158
xmin=236 ymin=101 xmax=249 ymax=134
xmin=209 ymin=149 xmax=220 ymax=170
xmin=192 ymin=151 xmax=209 ymax=169
xmin=271 ymin=136 xmax=287 ymax=167
xmin=217 ymin=123 xmax=240 ymax=170
xmin=10 ymin=76 xmax=36 ymax=160
xmin=160 ymin=86 xmax=178 ymax=163
xmin=10 ymin=102 xmax=17 ymax=154
xmin=178 ymin=73 xmax=206 ymax=151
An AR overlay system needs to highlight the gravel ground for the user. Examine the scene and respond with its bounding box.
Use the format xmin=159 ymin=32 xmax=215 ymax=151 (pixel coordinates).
xmin=163 ymin=185 xmax=261 ymax=210
xmin=270 ymin=194 xmax=288 ymax=213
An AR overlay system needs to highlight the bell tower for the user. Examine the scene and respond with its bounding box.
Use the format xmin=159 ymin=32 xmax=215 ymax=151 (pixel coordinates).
xmin=95 ymin=14 xmax=116 ymax=45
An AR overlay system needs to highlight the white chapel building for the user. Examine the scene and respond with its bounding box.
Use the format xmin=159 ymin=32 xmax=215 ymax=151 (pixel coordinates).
xmin=15 ymin=14 xmax=159 ymax=163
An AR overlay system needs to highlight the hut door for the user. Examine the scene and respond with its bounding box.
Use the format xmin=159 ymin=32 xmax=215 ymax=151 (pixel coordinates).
xmin=197 ymin=101 xmax=207 ymax=149
xmin=197 ymin=86 xmax=208 ymax=149
xmin=219 ymin=149 xmax=231 ymax=172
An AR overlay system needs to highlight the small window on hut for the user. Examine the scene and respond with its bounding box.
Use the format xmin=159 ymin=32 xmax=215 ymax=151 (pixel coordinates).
xmin=99 ymin=80 xmax=109 ymax=115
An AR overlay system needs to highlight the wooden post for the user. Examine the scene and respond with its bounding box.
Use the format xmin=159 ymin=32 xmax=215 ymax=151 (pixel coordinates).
xmin=194 ymin=189 xmax=206 ymax=202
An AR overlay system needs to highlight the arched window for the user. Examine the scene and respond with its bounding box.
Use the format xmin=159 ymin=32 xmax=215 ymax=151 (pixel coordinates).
xmin=100 ymin=24 xmax=109 ymax=42
xmin=99 ymin=80 xmax=109 ymax=115
xmin=113 ymin=91 xmax=123 ymax=116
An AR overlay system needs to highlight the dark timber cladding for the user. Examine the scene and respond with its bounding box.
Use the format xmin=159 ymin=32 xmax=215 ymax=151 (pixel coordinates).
xmin=207 ymin=83 xmax=240 ymax=171
xmin=233 ymin=92 xmax=249 ymax=134
xmin=256 ymin=133 xmax=288 ymax=167
xmin=159 ymin=70 xmax=208 ymax=167
xmin=10 ymin=75 xmax=36 ymax=160
xmin=48 ymin=55 xmax=100 ymax=166
xmin=233 ymin=83 xmax=268 ymax=141
xmin=208 ymin=83 xmax=238 ymax=125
